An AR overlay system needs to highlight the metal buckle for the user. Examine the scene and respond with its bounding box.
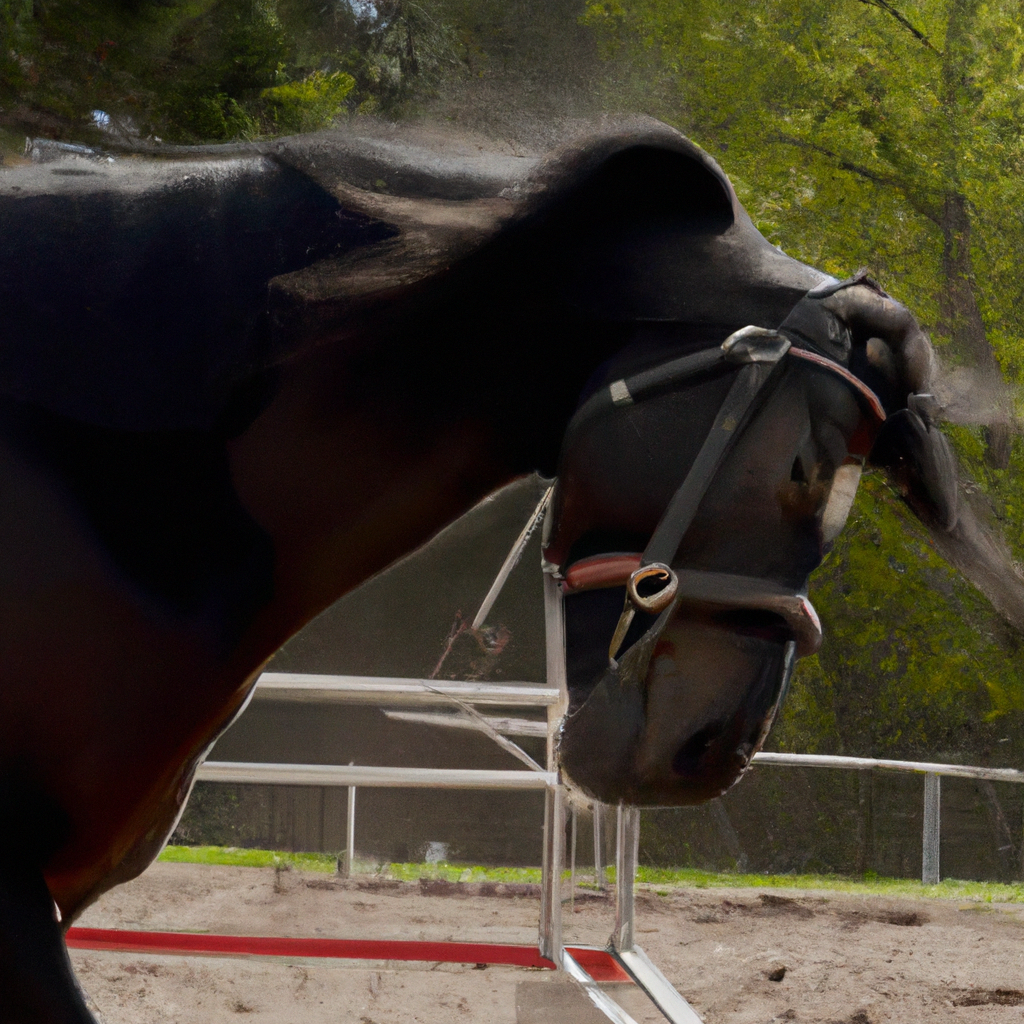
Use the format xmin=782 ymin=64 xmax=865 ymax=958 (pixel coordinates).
xmin=626 ymin=563 xmax=679 ymax=614
xmin=721 ymin=326 xmax=792 ymax=364
xmin=608 ymin=563 xmax=679 ymax=662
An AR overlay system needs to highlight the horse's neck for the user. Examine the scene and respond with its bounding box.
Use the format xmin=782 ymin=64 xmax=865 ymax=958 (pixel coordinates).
xmin=225 ymin=335 xmax=549 ymax=665
xmin=228 ymin=316 xmax=729 ymax=645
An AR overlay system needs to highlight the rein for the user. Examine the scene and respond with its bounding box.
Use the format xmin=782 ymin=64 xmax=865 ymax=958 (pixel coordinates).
xmin=552 ymin=319 xmax=888 ymax=679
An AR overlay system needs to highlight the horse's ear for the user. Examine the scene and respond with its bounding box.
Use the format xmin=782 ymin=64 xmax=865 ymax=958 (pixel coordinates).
xmin=868 ymin=406 xmax=959 ymax=532
xmin=520 ymin=129 xmax=825 ymax=325
xmin=551 ymin=141 xmax=737 ymax=226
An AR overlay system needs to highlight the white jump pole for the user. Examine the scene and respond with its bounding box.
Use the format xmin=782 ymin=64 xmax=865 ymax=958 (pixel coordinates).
xmin=593 ymin=802 xmax=607 ymax=890
xmin=613 ymin=803 xmax=641 ymax=953
xmin=343 ymin=785 xmax=356 ymax=879
xmin=539 ymin=566 xmax=567 ymax=963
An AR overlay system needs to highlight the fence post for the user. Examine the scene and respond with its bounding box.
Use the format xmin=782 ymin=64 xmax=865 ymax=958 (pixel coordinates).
xmin=539 ymin=783 xmax=564 ymax=962
xmin=854 ymin=769 xmax=873 ymax=875
xmin=539 ymin=554 xmax=568 ymax=964
xmin=569 ymin=803 xmax=577 ymax=917
xmin=342 ymin=785 xmax=356 ymax=879
xmin=613 ymin=803 xmax=640 ymax=953
xmin=593 ymin=802 xmax=607 ymax=890
xmin=922 ymin=772 xmax=940 ymax=885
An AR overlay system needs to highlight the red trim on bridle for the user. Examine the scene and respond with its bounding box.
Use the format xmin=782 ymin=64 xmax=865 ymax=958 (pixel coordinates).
xmin=563 ymin=553 xmax=642 ymax=593
xmin=787 ymin=346 xmax=887 ymax=425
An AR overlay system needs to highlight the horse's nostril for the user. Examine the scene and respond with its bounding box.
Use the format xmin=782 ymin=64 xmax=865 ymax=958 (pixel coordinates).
xmin=672 ymin=722 xmax=726 ymax=777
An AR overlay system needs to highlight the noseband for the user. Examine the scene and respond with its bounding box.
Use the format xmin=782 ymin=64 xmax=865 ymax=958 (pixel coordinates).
xmin=551 ymin=319 xmax=888 ymax=670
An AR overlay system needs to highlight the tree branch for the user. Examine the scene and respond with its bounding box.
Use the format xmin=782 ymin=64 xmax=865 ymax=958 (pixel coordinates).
xmin=854 ymin=0 xmax=943 ymax=55
xmin=768 ymin=132 xmax=944 ymax=224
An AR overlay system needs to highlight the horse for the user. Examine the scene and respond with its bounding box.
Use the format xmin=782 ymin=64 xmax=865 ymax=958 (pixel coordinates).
xmin=0 ymin=118 xmax=961 ymax=1021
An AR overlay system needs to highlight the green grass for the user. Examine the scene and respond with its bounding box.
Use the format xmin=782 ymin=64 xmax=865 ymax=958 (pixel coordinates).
xmin=159 ymin=845 xmax=339 ymax=873
xmin=157 ymin=846 xmax=1024 ymax=903
xmin=633 ymin=866 xmax=1024 ymax=903
xmin=158 ymin=846 xmax=544 ymax=882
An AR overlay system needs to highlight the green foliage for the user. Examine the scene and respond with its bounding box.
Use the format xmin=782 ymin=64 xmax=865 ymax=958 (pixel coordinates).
xmin=0 ymin=0 xmax=449 ymax=142
xmin=171 ymin=93 xmax=259 ymax=141
xmin=0 ymin=0 xmax=34 ymax=94
xmin=262 ymin=69 xmax=355 ymax=133
xmin=773 ymin=472 xmax=1024 ymax=761
xmin=0 ymin=0 xmax=604 ymax=141
xmin=582 ymin=0 xmax=1024 ymax=371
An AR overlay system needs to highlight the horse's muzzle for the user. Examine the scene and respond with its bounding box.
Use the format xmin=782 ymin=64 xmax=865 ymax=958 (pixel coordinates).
xmin=557 ymin=585 xmax=796 ymax=805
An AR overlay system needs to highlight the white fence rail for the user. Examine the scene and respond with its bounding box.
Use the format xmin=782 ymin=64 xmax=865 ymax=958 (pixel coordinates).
xmin=752 ymin=751 xmax=1024 ymax=785
xmin=252 ymin=672 xmax=560 ymax=707
xmin=208 ymin=673 xmax=1024 ymax=887
xmin=749 ymin=751 xmax=1024 ymax=884
xmin=195 ymin=762 xmax=556 ymax=790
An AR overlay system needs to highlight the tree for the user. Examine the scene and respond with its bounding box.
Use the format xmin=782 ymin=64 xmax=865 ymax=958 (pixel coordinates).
xmin=583 ymin=0 xmax=1024 ymax=760
xmin=0 ymin=0 xmax=602 ymax=146
xmin=0 ymin=0 xmax=392 ymax=143
xmin=585 ymin=0 xmax=1024 ymax=462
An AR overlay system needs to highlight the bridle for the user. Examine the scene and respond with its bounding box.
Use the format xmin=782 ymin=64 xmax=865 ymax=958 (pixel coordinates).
xmin=547 ymin=316 xmax=888 ymax=687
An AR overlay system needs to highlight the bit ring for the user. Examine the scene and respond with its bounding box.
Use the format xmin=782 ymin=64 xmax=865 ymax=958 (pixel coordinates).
xmin=626 ymin=563 xmax=679 ymax=614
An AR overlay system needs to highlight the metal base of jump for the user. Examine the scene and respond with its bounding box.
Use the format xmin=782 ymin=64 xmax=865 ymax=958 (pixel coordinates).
xmin=538 ymin=556 xmax=703 ymax=1023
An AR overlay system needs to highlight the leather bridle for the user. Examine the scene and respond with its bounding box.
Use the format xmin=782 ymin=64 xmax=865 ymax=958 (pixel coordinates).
xmin=549 ymin=319 xmax=888 ymax=679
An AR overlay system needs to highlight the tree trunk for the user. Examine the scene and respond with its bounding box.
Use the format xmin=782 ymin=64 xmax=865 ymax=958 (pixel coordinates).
xmin=927 ymin=494 xmax=1024 ymax=637
xmin=938 ymin=0 xmax=1010 ymax=467
xmin=938 ymin=191 xmax=992 ymax=372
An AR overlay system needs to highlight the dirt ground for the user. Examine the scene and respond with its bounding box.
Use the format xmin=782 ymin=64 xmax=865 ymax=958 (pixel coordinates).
xmin=71 ymin=862 xmax=1024 ymax=1024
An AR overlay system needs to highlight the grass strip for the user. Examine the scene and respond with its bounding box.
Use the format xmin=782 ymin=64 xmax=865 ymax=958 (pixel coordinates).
xmin=634 ymin=866 xmax=1024 ymax=903
xmin=159 ymin=845 xmax=338 ymax=873
xmin=157 ymin=846 xmax=1024 ymax=902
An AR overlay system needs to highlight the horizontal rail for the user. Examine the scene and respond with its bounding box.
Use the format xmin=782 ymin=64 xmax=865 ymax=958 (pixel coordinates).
xmin=254 ymin=672 xmax=559 ymax=708
xmin=65 ymin=928 xmax=556 ymax=969
xmin=752 ymin=751 xmax=1024 ymax=784
xmin=196 ymin=761 xmax=556 ymax=790
xmin=383 ymin=710 xmax=549 ymax=737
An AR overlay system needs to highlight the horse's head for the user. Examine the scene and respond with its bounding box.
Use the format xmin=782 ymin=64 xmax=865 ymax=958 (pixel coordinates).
xmin=546 ymin=277 xmax=959 ymax=805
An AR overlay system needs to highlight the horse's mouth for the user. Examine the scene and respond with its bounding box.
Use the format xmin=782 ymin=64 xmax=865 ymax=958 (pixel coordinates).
xmin=555 ymin=553 xmax=806 ymax=806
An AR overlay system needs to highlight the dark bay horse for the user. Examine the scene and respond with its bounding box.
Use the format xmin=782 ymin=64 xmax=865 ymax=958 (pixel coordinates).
xmin=0 ymin=119 xmax=956 ymax=1021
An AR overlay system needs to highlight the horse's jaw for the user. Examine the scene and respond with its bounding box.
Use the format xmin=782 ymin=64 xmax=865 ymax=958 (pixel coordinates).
xmin=557 ymin=617 xmax=791 ymax=806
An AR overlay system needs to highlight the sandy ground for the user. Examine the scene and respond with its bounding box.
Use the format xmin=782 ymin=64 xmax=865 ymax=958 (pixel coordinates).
xmin=71 ymin=862 xmax=1024 ymax=1024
